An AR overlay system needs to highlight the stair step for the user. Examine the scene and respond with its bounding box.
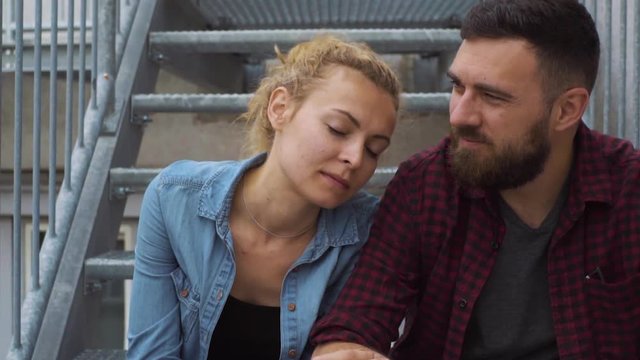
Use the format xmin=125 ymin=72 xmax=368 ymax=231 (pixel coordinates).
xmin=110 ymin=166 xmax=397 ymax=200
xmin=149 ymin=29 xmax=461 ymax=54
xmin=131 ymin=92 xmax=450 ymax=114
xmin=73 ymin=349 xmax=126 ymax=360
xmin=85 ymin=251 xmax=135 ymax=280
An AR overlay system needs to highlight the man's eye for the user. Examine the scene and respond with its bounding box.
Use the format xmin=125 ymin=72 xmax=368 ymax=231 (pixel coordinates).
xmin=484 ymin=92 xmax=503 ymax=101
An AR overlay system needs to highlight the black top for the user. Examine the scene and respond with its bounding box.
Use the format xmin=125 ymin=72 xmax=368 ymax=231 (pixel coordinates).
xmin=208 ymin=295 xmax=281 ymax=360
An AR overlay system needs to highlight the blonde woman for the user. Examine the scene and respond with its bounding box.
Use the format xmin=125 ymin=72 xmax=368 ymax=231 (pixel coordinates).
xmin=127 ymin=35 xmax=400 ymax=360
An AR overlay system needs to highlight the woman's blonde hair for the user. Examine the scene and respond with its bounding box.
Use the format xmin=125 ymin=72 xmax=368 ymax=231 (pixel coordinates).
xmin=239 ymin=35 xmax=401 ymax=155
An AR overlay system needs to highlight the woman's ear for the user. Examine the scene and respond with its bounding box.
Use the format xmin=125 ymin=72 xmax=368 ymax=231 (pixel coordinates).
xmin=267 ymin=87 xmax=291 ymax=130
xmin=552 ymin=87 xmax=590 ymax=132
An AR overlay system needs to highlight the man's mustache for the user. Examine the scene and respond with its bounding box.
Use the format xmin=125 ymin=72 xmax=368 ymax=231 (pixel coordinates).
xmin=452 ymin=126 xmax=491 ymax=144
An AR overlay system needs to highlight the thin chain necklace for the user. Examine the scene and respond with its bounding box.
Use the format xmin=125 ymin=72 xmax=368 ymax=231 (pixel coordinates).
xmin=240 ymin=178 xmax=316 ymax=239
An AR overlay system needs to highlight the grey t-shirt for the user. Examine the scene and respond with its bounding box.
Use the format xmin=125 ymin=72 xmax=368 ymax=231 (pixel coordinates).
xmin=461 ymin=189 xmax=567 ymax=360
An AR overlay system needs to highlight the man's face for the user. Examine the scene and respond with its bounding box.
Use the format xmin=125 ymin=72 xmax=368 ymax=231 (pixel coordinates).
xmin=447 ymin=38 xmax=553 ymax=190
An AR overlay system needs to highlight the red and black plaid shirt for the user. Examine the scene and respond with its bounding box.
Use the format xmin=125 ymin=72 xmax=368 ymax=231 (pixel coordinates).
xmin=310 ymin=123 xmax=640 ymax=359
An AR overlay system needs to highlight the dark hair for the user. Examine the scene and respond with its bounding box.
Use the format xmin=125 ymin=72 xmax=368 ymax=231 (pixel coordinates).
xmin=460 ymin=0 xmax=600 ymax=98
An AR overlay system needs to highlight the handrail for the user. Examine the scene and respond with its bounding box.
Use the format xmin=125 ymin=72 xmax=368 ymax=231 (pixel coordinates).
xmin=6 ymin=1 xmax=139 ymax=358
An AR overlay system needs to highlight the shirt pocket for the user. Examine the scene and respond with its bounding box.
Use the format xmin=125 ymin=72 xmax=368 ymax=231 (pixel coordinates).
xmin=584 ymin=274 xmax=640 ymax=359
xmin=171 ymin=267 xmax=201 ymax=344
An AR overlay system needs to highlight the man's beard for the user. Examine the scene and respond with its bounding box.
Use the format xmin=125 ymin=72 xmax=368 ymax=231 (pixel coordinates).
xmin=449 ymin=116 xmax=551 ymax=190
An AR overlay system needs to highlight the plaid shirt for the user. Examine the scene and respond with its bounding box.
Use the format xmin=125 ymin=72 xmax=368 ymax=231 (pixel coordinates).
xmin=310 ymin=123 xmax=640 ymax=359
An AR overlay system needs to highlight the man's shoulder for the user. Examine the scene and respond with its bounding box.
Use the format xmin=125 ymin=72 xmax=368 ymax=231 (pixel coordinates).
xmin=396 ymin=138 xmax=452 ymax=179
xmin=585 ymin=129 xmax=640 ymax=171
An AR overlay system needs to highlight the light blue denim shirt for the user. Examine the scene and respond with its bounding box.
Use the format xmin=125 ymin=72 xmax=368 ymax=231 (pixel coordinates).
xmin=127 ymin=153 xmax=378 ymax=360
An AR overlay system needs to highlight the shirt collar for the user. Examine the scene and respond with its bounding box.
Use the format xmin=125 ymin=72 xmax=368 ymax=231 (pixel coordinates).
xmin=197 ymin=152 xmax=360 ymax=249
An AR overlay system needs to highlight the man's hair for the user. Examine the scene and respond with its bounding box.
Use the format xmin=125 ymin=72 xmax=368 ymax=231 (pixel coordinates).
xmin=239 ymin=35 xmax=401 ymax=155
xmin=461 ymin=0 xmax=600 ymax=99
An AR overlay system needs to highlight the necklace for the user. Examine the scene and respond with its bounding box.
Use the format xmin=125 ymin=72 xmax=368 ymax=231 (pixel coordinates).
xmin=240 ymin=179 xmax=316 ymax=239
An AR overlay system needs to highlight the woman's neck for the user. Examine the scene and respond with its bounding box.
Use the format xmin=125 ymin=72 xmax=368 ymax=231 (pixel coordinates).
xmin=240 ymin=164 xmax=320 ymax=239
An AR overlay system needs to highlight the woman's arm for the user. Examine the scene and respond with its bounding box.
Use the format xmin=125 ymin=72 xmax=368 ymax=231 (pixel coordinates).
xmin=127 ymin=178 xmax=182 ymax=359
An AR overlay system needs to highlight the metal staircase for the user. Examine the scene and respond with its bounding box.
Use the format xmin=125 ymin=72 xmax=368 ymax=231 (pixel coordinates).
xmin=6 ymin=1 xmax=467 ymax=359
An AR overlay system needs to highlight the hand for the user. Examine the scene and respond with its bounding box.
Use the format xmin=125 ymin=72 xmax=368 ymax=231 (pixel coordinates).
xmin=311 ymin=349 xmax=389 ymax=360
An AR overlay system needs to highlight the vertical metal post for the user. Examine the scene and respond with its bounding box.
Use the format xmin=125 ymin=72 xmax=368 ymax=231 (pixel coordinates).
xmin=91 ymin=0 xmax=98 ymax=109
xmin=617 ymin=0 xmax=627 ymax=139
xmin=99 ymin=0 xmax=117 ymax=120
xmin=1 ymin=0 xmax=3 ymax=153
xmin=49 ymin=0 xmax=58 ymax=237
xmin=79 ymin=0 xmax=87 ymax=147
xmin=602 ymin=1 xmax=612 ymax=134
xmin=64 ymin=0 xmax=75 ymax=191
xmin=585 ymin=0 xmax=596 ymax=128
xmin=635 ymin=0 xmax=640 ymax=146
xmin=12 ymin=0 xmax=24 ymax=349
xmin=32 ymin=0 xmax=43 ymax=291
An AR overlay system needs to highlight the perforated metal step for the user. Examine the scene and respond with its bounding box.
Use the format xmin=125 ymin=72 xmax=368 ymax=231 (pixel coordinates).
xmin=84 ymin=251 xmax=135 ymax=280
xmin=149 ymin=28 xmax=461 ymax=54
xmin=73 ymin=349 xmax=126 ymax=360
xmin=109 ymin=166 xmax=397 ymax=200
xmin=130 ymin=92 xmax=450 ymax=115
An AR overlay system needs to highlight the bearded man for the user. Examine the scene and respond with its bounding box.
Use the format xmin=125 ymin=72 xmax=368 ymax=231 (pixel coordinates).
xmin=309 ymin=0 xmax=640 ymax=359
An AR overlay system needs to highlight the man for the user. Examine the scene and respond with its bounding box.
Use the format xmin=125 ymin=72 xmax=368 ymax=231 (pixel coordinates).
xmin=309 ymin=0 xmax=640 ymax=359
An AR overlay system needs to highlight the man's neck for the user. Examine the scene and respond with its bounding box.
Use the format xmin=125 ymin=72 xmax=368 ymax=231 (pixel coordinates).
xmin=499 ymin=145 xmax=574 ymax=229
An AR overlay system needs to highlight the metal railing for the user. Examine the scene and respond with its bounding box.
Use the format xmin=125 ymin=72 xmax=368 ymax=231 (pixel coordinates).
xmin=6 ymin=0 xmax=138 ymax=358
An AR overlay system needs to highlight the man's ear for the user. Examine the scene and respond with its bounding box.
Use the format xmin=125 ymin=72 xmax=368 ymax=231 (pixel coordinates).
xmin=552 ymin=87 xmax=590 ymax=132
xmin=267 ymin=87 xmax=291 ymax=130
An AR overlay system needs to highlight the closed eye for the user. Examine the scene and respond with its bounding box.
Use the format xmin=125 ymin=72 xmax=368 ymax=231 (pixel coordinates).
xmin=365 ymin=147 xmax=380 ymax=159
xmin=328 ymin=126 xmax=347 ymax=136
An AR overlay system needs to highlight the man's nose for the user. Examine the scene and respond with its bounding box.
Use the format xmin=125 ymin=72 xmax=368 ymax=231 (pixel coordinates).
xmin=449 ymin=90 xmax=482 ymax=129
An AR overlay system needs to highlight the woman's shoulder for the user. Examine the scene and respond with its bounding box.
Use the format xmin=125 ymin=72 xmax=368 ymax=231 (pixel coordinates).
xmin=150 ymin=159 xmax=240 ymax=190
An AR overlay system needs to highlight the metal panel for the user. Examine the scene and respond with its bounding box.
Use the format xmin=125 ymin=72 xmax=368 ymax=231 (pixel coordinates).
xmin=150 ymin=28 xmax=462 ymax=55
xmin=188 ymin=0 xmax=479 ymax=29
xmin=581 ymin=0 xmax=640 ymax=146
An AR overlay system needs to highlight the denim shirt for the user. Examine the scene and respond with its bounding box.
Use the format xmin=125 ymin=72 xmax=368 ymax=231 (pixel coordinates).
xmin=127 ymin=153 xmax=378 ymax=360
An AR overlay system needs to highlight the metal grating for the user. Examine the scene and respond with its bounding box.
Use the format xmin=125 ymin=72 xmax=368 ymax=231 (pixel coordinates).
xmin=73 ymin=349 xmax=126 ymax=360
xmin=149 ymin=28 xmax=461 ymax=54
xmin=188 ymin=0 xmax=480 ymax=29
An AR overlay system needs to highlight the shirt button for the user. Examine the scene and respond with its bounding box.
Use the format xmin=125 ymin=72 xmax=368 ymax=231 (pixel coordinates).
xmin=216 ymin=289 xmax=223 ymax=300
xmin=458 ymin=298 xmax=468 ymax=309
xmin=180 ymin=289 xmax=189 ymax=298
xmin=491 ymin=241 xmax=500 ymax=250
xmin=287 ymin=303 xmax=296 ymax=312
xmin=287 ymin=349 xmax=297 ymax=358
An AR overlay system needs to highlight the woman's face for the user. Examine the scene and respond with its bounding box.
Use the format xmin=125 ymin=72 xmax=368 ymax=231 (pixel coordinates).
xmin=270 ymin=65 xmax=397 ymax=209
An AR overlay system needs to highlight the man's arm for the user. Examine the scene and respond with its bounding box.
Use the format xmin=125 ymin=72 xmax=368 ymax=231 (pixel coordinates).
xmin=309 ymin=160 xmax=424 ymax=354
xmin=311 ymin=342 xmax=388 ymax=359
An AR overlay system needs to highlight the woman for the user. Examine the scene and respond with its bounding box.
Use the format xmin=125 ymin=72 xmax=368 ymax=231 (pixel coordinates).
xmin=127 ymin=35 xmax=400 ymax=360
